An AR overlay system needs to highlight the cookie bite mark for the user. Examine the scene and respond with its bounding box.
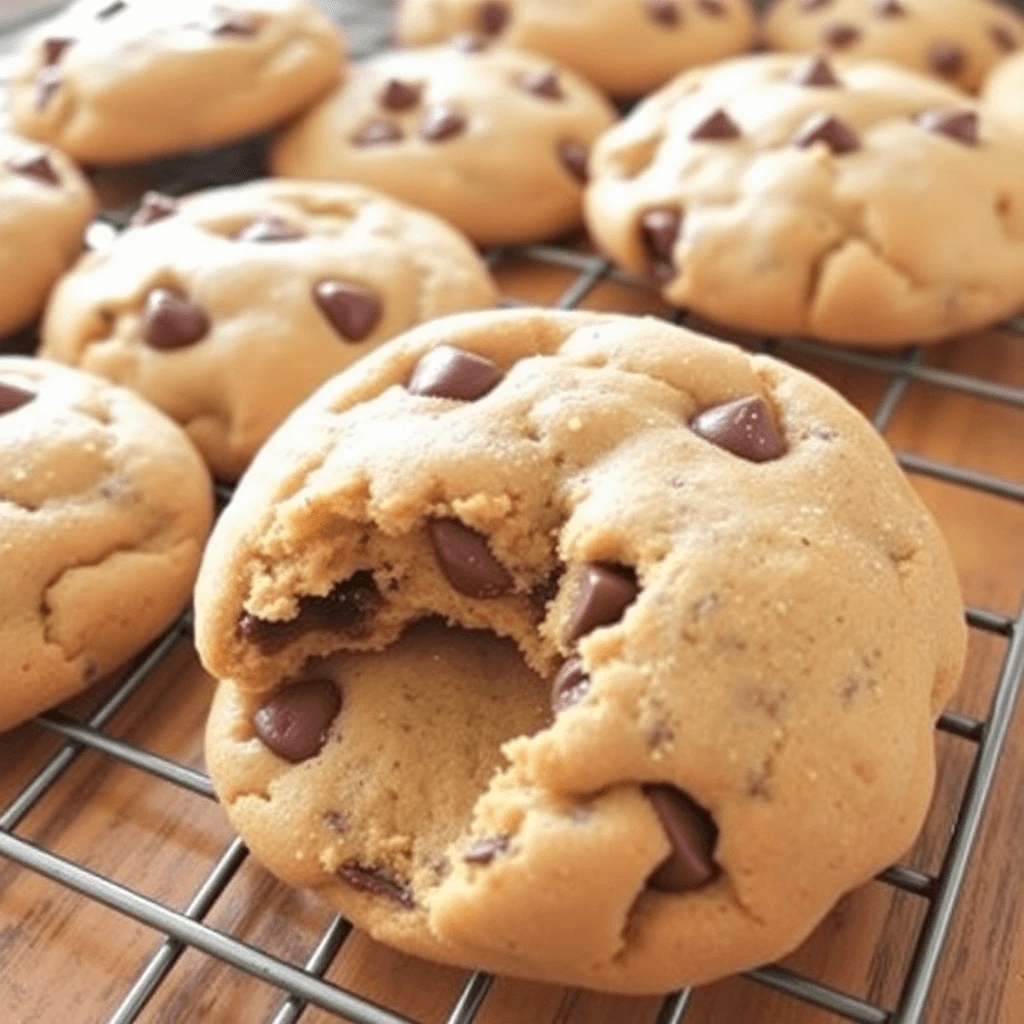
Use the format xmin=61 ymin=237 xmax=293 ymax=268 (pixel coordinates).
xmin=643 ymin=785 xmax=719 ymax=892
xmin=141 ymin=288 xmax=210 ymax=350
xmin=252 ymin=677 xmax=341 ymax=762
xmin=339 ymin=863 xmax=415 ymax=908
xmin=690 ymin=396 xmax=785 ymax=462
xmin=313 ymin=281 xmax=383 ymax=342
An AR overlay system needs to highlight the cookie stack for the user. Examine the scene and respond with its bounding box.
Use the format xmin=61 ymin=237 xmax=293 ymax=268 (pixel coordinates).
xmin=0 ymin=0 xmax=1002 ymax=996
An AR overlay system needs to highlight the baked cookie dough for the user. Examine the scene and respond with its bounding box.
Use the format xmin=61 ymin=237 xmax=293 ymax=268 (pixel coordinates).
xmin=983 ymin=52 xmax=1024 ymax=137
xmin=197 ymin=309 xmax=965 ymax=991
xmin=0 ymin=131 xmax=94 ymax=338
xmin=270 ymin=40 xmax=617 ymax=245
xmin=763 ymin=0 xmax=1024 ymax=94
xmin=40 ymin=179 xmax=498 ymax=481
xmin=396 ymin=0 xmax=757 ymax=98
xmin=7 ymin=0 xmax=344 ymax=166
xmin=585 ymin=54 xmax=1024 ymax=347
xmin=0 ymin=357 xmax=212 ymax=733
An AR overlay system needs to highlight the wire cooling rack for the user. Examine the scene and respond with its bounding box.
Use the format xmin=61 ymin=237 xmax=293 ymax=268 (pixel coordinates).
xmin=2 ymin=4 xmax=1024 ymax=1023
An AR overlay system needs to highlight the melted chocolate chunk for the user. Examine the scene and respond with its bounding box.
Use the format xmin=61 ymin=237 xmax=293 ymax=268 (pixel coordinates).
xmin=990 ymin=24 xmax=1018 ymax=53
xmin=140 ymin=288 xmax=210 ymax=350
xmin=479 ymin=0 xmax=509 ymax=34
xmin=313 ymin=280 xmax=382 ymax=342
xmin=130 ymin=191 xmax=179 ymax=227
xmin=552 ymin=657 xmax=591 ymax=713
xmin=43 ymin=37 xmax=73 ymax=65
xmin=238 ymin=571 xmax=381 ymax=653
xmin=792 ymin=112 xmax=860 ymax=154
xmin=407 ymin=346 xmax=502 ymax=401
xmin=647 ymin=0 xmax=682 ymax=27
xmin=791 ymin=55 xmax=841 ymax=87
xmin=873 ymin=0 xmax=906 ymax=16
xmin=822 ymin=22 xmax=861 ymax=49
xmin=644 ymin=784 xmax=719 ymax=893
xmin=696 ymin=0 xmax=726 ymax=17
xmin=464 ymin=835 xmax=510 ymax=864
xmin=557 ymin=139 xmax=590 ymax=183
xmin=690 ymin=108 xmax=740 ymax=141
xmin=6 ymin=152 xmax=60 ymax=187
xmin=252 ymin=678 xmax=341 ymax=763
xmin=338 ymin=863 xmax=415 ymax=908
xmin=235 ymin=215 xmax=305 ymax=243
xmin=690 ymin=395 xmax=785 ymax=462
xmin=379 ymin=77 xmax=423 ymax=111
xmin=353 ymin=119 xmax=404 ymax=146
xmin=518 ymin=68 xmax=563 ymax=100
xmin=429 ymin=519 xmax=513 ymax=599
xmin=0 ymin=382 xmax=35 ymax=415
xmin=562 ymin=564 xmax=638 ymax=645
xmin=929 ymin=42 xmax=964 ymax=77
xmin=641 ymin=208 xmax=683 ymax=281
xmin=916 ymin=109 xmax=979 ymax=146
xmin=420 ymin=103 xmax=467 ymax=142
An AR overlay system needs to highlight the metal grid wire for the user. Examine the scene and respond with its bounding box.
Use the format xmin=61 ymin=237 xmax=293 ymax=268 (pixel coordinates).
xmin=2 ymin=5 xmax=1024 ymax=1022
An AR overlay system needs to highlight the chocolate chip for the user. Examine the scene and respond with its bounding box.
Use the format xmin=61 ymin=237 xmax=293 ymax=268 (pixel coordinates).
xmin=792 ymin=112 xmax=860 ymax=154
xmin=552 ymin=657 xmax=591 ymax=713
xmin=990 ymin=24 xmax=1018 ymax=53
xmin=640 ymin=208 xmax=683 ymax=281
xmin=42 ymin=37 xmax=73 ymax=65
xmin=252 ymin=678 xmax=341 ymax=763
xmin=464 ymin=835 xmax=509 ymax=864
xmin=235 ymin=215 xmax=305 ymax=243
xmin=873 ymin=0 xmax=906 ymax=16
xmin=210 ymin=6 xmax=259 ymax=36
xmin=239 ymin=572 xmax=381 ymax=653
xmin=0 ymin=382 xmax=35 ymax=415
xmin=690 ymin=108 xmax=740 ymax=141
xmin=916 ymin=109 xmax=979 ymax=146
xmin=479 ymin=0 xmax=508 ymax=34
xmin=691 ymin=395 xmax=784 ymax=462
xmin=696 ymin=0 xmax=726 ymax=17
xmin=96 ymin=0 xmax=126 ymax=17
xmin=562 ymin=564 xmax=638 ymax=645
xmin=6 ymin=152 xmax=60 ymax=187
xmin=323 ymin=810 xmax=349 ymax=833
xmin=379 ymin=77 xmax=422 ymax=111
xmin=338 ymin=863 xmax=415 ymax=908
xmin=353 ymin=119 xmax=404 ymax=147
xmin=557 ymin=139 xmax=590 ymax=183
xmin=313 ymin=281 xmax=382 ymax=343
xmin=647 ymin=0 xmax=681 ymax=27
xmin=822 ymin=22 xmax=860 ymax=48
xmin=644 ymin=784 xmax=719 ymax=893
xmin=407 ymin=346 xmax=502 ymax=401
xmin=791 ymin=55 xmax=841 ymax=87
xmin=429 ymin=519 xmax=513 ymax=599
xmin=929 ymin=42 xmax=964 ymax=77
xmin=518 ymin=68 xmax=563 ymax=100
xmin=452 ymin=32 xmax=489 ymax=53
xmin=800 ymin=0 xmax=833 ymax=9
xmin=36 ymin=67 xmax=62 ymax=111
xmin=130 ymin=192 xmax=179 ymax=227
xmin=141 ymin=288 xmax=210 ymax=350
xmin=419 ymin=104 xmax=467 ymax=143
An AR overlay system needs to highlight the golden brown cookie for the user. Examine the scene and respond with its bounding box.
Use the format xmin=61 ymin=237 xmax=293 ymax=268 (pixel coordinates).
xmin=0 ymin=131 xmax=94 ymax=338
xmin=197 ymin=308 xmax=965 ymax=992
xmin=39 ymin=179 xmax=498 ymax=481
xmin=983 ymin=51 xmax=1024 ymax=137
xmin=397 ymin=0 xmax=757 ymax=98
xmin=585 ymin=54 xmax=1024 ymax=347
xmin=271 ymin=40 xmax=617 ymax=245
xmin=7 ymin=0 xmax=344 ymax=165
xmin=0 ymin=357 xmax=212 ymax=733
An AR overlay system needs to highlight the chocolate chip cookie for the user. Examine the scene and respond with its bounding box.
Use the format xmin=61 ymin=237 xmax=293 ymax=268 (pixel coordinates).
xmin=6 ymin=0 xmax=344 ymax=166
xmin=39 ymin=179 xmax=498 ymax=481
xmin=983 ymin=51 xmax=1024 ymax=137
xmin=197 ymin=308 xmax=965 ymax=991
xmin=0 ymin=357 xmax=212 ymax=732
xmin=763 ymin=0 xmax=1024 ymax=93
xmin=585 ymin=54 xmax=1024 ymax=347
xmin=396 ymin=0 xmax=757 ymax=98
xmin=270 ymin=40 xmax=617 ymax=245
xmin=0 ymin=131 xmax=94 ymax=338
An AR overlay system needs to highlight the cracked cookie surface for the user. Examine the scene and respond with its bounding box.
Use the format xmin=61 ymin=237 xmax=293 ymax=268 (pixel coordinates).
xmin=396 ymin=0 xmax=757 ymax=98
xmin=585 ymin=54 xmax=1024 ymax=347
xmin=270 ymin=40 xmax=617 ymax=245
xmin=0 ymin=131 xmax=94 ymax=338
xmin=0 ymin=357 xmax=212 ymax=732
xmin=39 ymin=179 xmax=498 ymax=481
xmin=197 ymin=308 xmax=964 ymax=990
xmin=7 ymin=0 xmax=344 ymax=166
xmin=763 ymin=0 xmax=1024 ymax=94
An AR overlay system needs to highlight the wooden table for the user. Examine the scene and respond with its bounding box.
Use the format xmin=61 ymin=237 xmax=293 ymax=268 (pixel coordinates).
xmin=1 ymin=4 xmax=1023 ymax=1024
